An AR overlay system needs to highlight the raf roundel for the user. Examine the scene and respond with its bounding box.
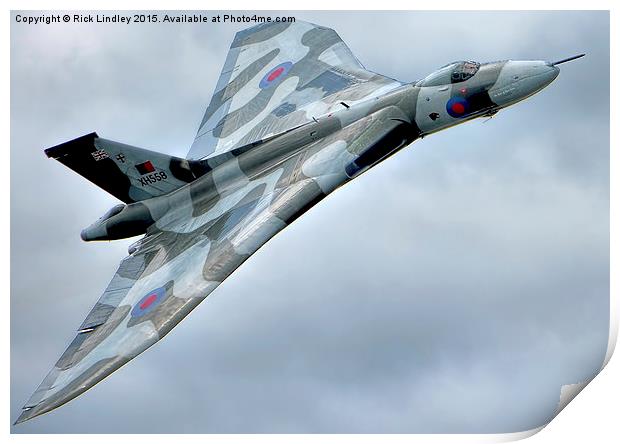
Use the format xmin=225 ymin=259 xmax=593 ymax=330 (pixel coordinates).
xmin=446 ymin=96 xmax=469 ymax=118
xmin=259 ymin=61 xmax=293 ymax=89
xmin=131 ymin=286 xmax=167 ymax=318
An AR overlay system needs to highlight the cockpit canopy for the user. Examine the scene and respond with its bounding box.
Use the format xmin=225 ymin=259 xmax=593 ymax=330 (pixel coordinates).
xmin=417 ymin=61 xmax=481 ymax=87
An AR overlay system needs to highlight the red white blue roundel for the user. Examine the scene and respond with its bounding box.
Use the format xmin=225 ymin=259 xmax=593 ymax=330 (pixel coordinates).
xmin=259 ymin=62 xmax=293 ymax=89
xmin=131 ymin=286 xmax=167 ymax=318
xmin=446 ymin=96 xmax=469 ymax=118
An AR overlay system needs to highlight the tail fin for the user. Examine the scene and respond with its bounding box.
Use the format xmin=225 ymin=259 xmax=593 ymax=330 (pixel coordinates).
xmin=44 ymin=133 xmax=210 ymax=203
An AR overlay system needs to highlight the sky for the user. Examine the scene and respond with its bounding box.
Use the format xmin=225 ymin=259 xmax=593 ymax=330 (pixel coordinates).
xmin=10 ymin=10 xmax=609 ymax=433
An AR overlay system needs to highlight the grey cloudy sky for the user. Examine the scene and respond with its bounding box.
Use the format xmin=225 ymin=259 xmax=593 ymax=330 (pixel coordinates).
xmin=11 ymin=10 xmax=609 ymax=433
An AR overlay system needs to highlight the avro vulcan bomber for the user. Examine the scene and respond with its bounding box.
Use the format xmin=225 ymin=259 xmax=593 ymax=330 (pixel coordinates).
xmin=16 ymin=20 xmax=583 ymax=424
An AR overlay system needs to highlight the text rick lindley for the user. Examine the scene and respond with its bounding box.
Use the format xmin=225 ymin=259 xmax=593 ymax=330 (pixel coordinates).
xmin=69 ymin=13 xmax=213 ymax=24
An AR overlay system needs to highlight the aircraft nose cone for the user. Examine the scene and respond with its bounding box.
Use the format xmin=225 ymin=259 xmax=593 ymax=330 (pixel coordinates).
xmin=489 ymin=60 xmax=560 ymax=107
xmin=543 ymin=62 xmax=561 ymax=84
xmin=523 ymin=62 xmax=560 ymax=96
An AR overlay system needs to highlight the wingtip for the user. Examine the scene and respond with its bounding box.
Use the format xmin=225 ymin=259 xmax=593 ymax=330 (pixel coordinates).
xmin=13 ymin=408 xmax=37 ymax=425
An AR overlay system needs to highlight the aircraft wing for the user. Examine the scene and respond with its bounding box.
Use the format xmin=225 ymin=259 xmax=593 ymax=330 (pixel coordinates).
xmin=16 ymin=106 xmax=414 ymax=424
xmin=187 ymin=20 xmax=403 ymax=160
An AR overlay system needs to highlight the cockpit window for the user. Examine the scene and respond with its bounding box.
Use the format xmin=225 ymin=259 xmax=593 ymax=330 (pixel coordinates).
xmin=417 ymin=61 xmax=481 ymax=87
xmin=451 ymin=61 xmax=479 ymax=82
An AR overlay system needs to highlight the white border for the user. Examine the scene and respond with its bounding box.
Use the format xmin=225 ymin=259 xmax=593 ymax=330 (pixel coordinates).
xmin=4 ymin=0 xmax=616 ymax=442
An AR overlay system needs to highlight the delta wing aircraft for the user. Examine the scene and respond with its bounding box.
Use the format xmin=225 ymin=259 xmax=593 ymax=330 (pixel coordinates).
xmin=16 ymin=20 xmax=583 ymax=424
